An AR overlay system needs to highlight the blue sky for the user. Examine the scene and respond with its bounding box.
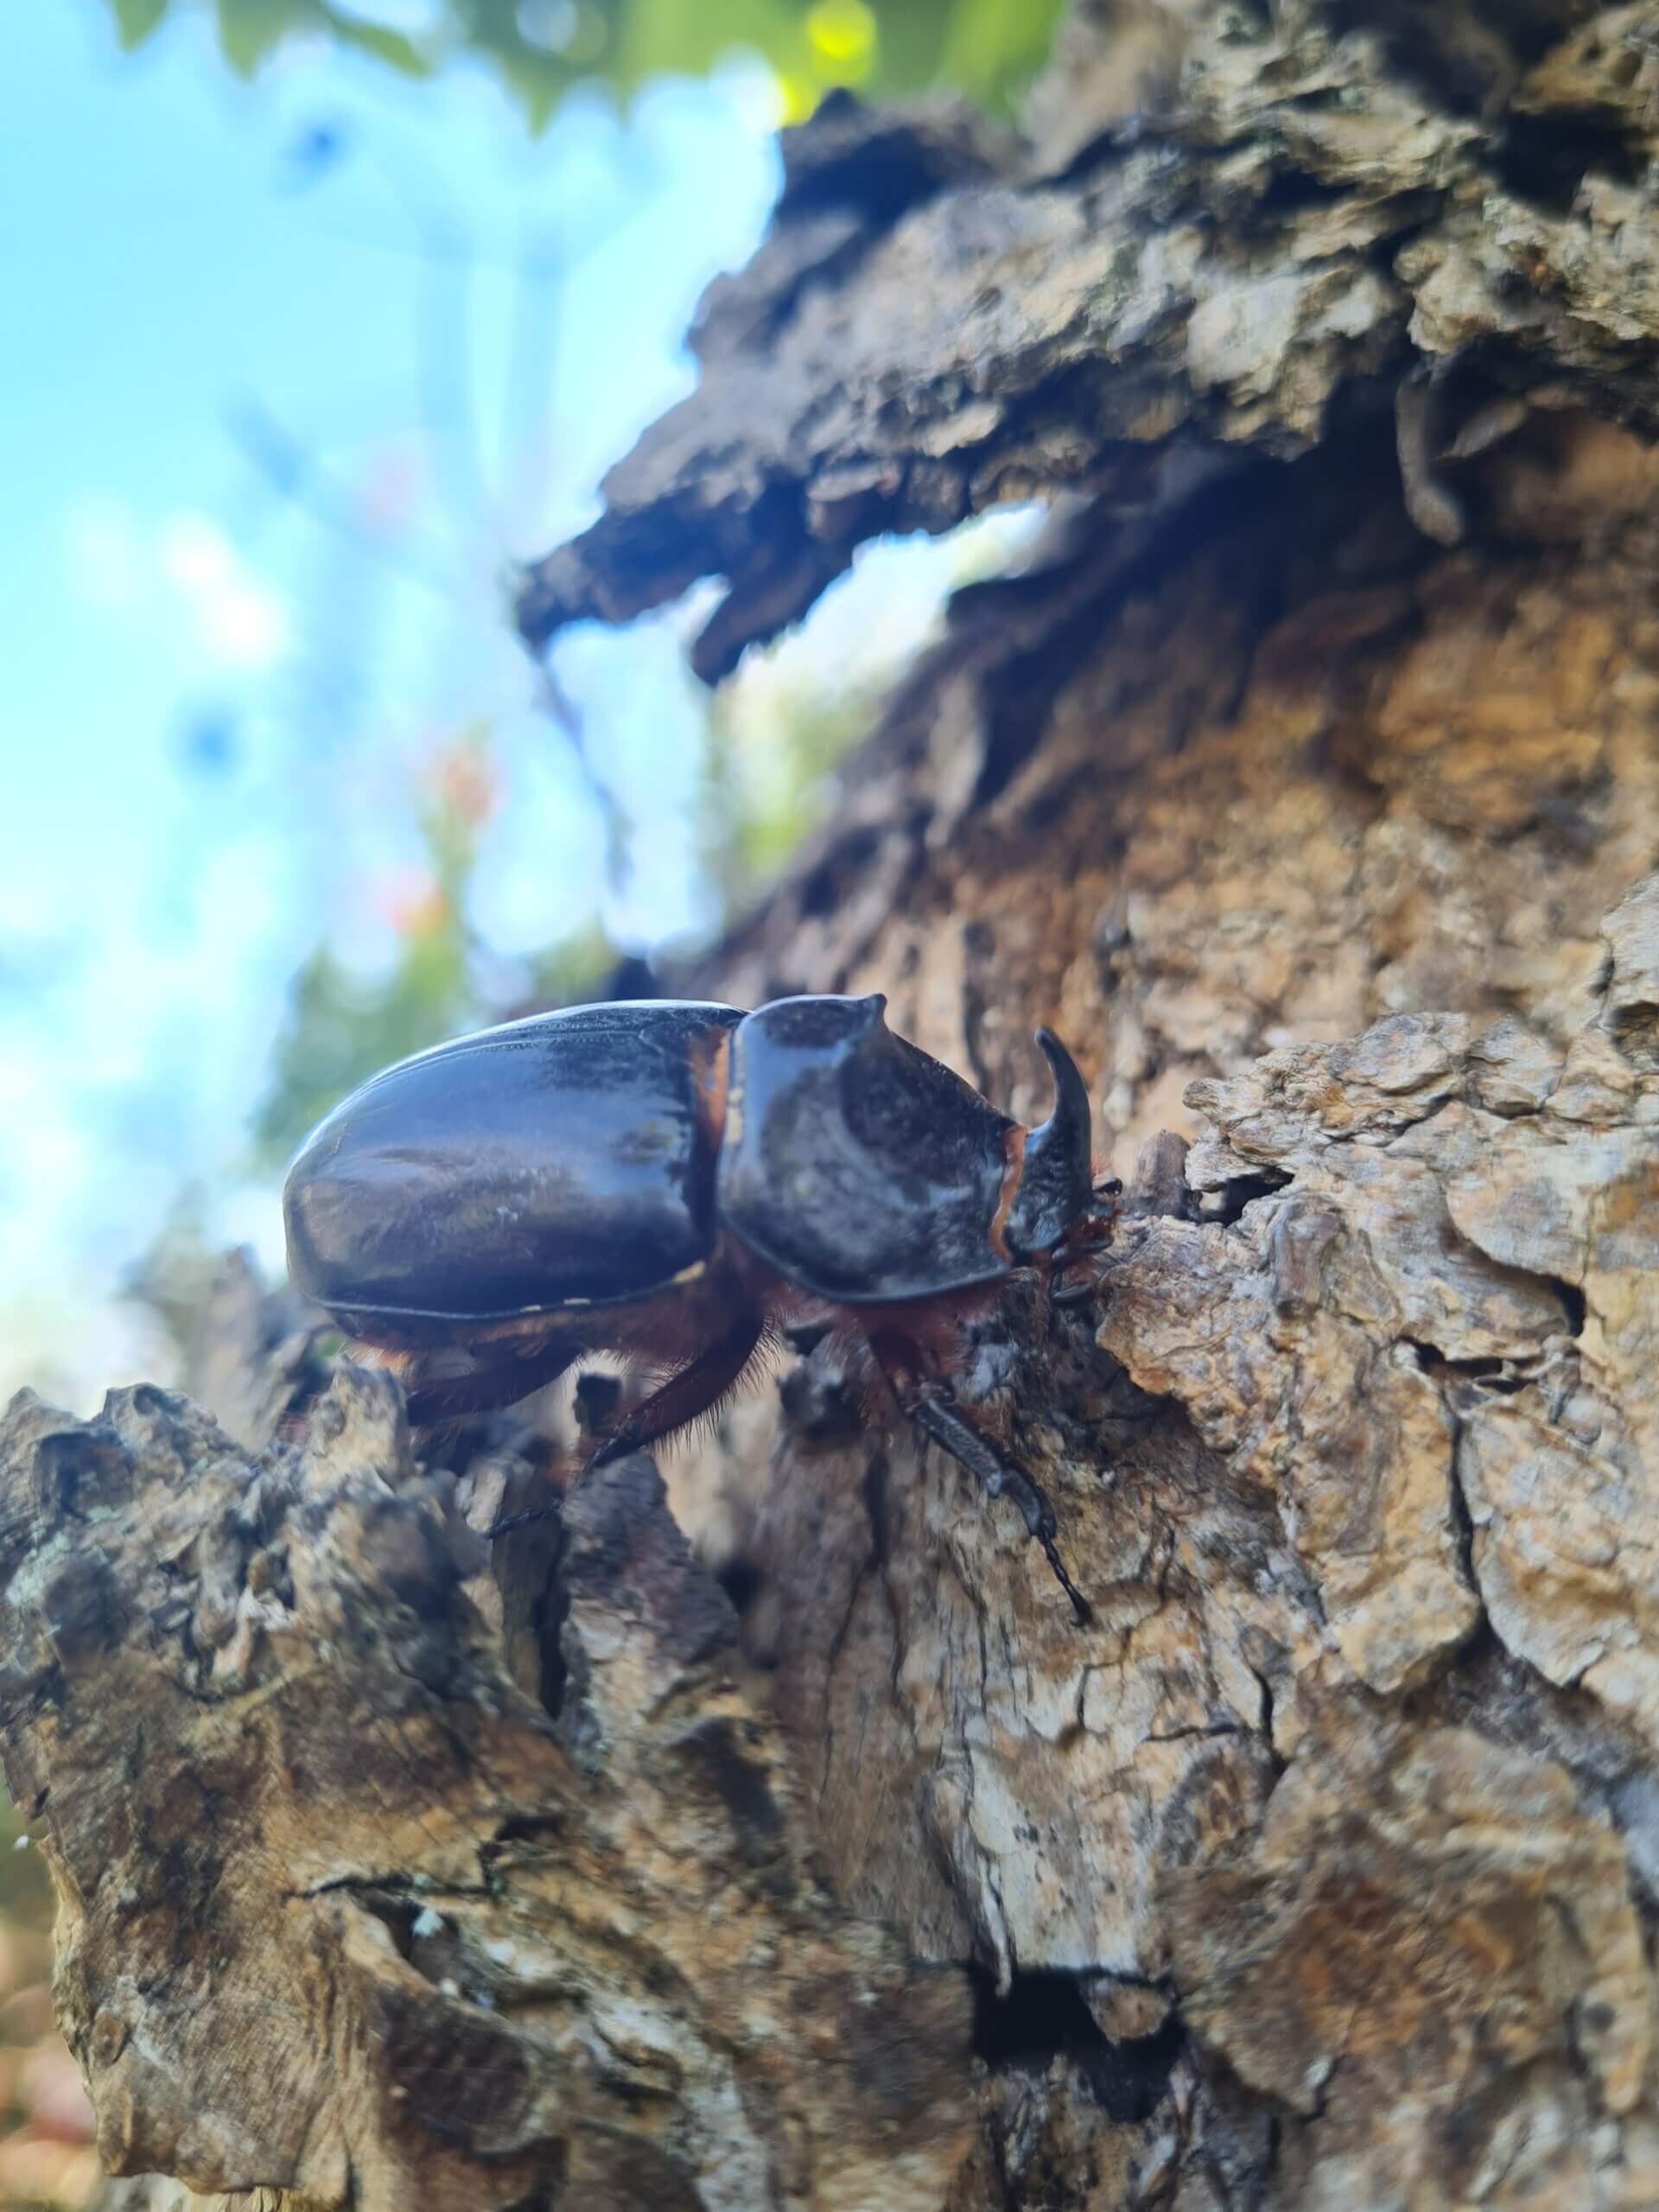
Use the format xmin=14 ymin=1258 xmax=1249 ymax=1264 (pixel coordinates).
xmin=0 ymin=5 xmax=787 ymax=1402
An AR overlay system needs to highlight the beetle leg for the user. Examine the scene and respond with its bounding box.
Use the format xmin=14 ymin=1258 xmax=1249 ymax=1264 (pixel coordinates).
xmin=868 ymin=1332 xmax=1090 ymax=1624
xmin=588 ymin=1310 xmax=766 ymax=1470
xmin=910 ymin=1389 xmax=1092 ymax=1625
xmin=489 ymin=1316 xmax=766 ymax=1542
xmin=404 ymin=1334 xmax=583 ymax=1426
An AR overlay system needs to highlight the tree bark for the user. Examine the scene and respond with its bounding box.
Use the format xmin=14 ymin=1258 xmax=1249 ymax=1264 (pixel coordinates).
xmin=9 ymin=3 xmax=1659 ymax=2206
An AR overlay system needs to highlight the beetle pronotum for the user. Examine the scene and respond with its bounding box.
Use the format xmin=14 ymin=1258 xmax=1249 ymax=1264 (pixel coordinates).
xmin=283 ymin=994 xmax=1116 ymax=1619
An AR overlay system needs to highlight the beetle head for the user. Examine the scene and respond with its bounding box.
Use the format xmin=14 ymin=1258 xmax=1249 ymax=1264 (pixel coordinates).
xmin=1005 ymin=1028 xmax=1093 ymax=1260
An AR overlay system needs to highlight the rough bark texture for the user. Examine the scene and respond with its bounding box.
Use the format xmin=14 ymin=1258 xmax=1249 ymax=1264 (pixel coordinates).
xmin=0 ymin=1370 xmax=972 ymax=2210
xmin=10 ymin=3 xmax=1659 ymax=2208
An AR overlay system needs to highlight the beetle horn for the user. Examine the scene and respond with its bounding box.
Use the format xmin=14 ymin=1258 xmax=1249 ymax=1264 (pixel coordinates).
xmin=1005 ymin=1027 xmax=1093 ymax=1259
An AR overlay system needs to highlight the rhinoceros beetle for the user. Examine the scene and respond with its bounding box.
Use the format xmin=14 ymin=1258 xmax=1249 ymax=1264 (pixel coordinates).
xmin=283 ymin=994 xmax=1115 ymax=1619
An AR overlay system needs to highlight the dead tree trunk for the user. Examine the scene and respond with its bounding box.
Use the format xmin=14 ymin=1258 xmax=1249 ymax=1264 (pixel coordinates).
xmin=8 ymin=3 xmax=1659 ymax=2206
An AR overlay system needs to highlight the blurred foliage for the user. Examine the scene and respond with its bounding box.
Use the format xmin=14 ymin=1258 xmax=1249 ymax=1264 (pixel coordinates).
xmin=188 ymin=0 xmax=1059 ymax=1168
xmin=101 ymin=0 xmax=1064 ymax=124
xmin=696 ymin=518 xmax=1037 ymax=912
xmin=251 ymin=662 xmax=880 ymax=1162
xmin=253 ymin=728 xmax=502 ymax=1162
xmin=700 ymin=671 xmax=877 ymax=912
xmin=252 ymin=727 xmax=644 ymax=1160
xmin=520 ymin=914 xmax=634 ymax=1007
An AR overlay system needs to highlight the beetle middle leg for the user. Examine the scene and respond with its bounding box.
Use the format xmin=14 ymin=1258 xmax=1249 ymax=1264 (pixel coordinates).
xmin=488 ymin=1312 xmax=766 ymax=1538
xmin=398 ymin=1332 xmax=584 ymax=1426
xmin=481 ymin=1302 xmax=766 ymax=1539
xmin=588 ymin=1308 xmax=766 ymax=1469
xmin=868 ymin=1327 xmax=1091 ymax=1625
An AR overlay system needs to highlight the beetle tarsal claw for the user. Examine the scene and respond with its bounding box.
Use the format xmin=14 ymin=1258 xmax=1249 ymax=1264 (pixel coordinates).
xmin=1038 ymin=1534 xmax=1093 ymax=1627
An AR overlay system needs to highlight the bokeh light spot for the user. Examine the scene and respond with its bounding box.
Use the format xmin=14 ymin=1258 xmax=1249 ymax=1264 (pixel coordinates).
xmin=805 ymin=0 xmax=875 ymax=73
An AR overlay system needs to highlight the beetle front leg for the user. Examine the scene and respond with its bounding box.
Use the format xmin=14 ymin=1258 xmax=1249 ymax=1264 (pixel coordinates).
xmin=867 ymin=1332 xmax=1091 ymax=1625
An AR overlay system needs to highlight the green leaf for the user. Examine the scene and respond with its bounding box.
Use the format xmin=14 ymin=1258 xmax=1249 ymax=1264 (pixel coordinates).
xmin=214 ymin=0 xmax=312 ymax=77
xmin=110 ymin=0 xmax=170 ymax=52
xmin=455 ymin=0 xmax=592 ymax=126
xmin=317 ymin=4 xmax=433 ymax=73
xmin=612 ymin=0 xmax=802 ymax=88
xmin=495 ymin=45 xmax=579 ymax=131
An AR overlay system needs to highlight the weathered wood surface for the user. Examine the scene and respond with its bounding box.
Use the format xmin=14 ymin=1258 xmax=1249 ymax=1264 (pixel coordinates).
xmin=727 ymin=880 xmax=1659 ymax=2210
xmin=0 ymin=1374 xmax=972 ymax=2210
xmin=10 ymin=3 xmax=1659 ymax=2206
xmin=519 ymin=0 xmax=1659 ymax=686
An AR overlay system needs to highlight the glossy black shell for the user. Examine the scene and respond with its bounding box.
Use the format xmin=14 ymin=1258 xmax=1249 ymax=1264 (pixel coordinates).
xmin=717 ymin=994 xmax=1018 ymax=1302
xmin=283 ymin=1000 xmax=744 ymax=1332
xmin=284 ymin=992 xmax=1090 ymax=1329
